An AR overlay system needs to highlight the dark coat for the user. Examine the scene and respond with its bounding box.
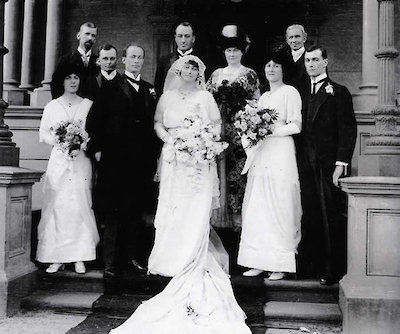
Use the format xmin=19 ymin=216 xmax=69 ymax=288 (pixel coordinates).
xmin=86 ymin=74 xmax=160 ymax=214
xmin=297 ymin=77 xmax=357 ymax=280
xmin=287 ymin=52 xmax=309 ymax=92
xmin=82 ymin=72 xmax=121 ymax=102
xmin=51 ymin=50 xmax=99 ymax=99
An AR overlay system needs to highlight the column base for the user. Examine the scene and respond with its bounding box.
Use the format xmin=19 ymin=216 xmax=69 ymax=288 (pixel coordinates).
xmin=30 ymin=86 xmax=52 ymax=107
xmin=340 ymin=276 xmax=400 ymax=334
xmin=3 ymin=87 xmax=29 ymax=106
xmin=358 ymin=153 xmax=400 ymax=176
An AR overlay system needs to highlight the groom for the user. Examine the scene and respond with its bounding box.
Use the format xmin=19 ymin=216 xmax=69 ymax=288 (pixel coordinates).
xmin=86 ymin=43 xmax=160 ymax=277
xmin=296 ymin=45 xmax=357 ymax=285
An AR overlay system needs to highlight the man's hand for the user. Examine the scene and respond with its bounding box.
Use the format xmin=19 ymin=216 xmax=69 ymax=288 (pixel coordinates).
xmin=332 ymin=165 xmax=344 ymax=188
xmin=95 ymin=151 xmax=101 ymax=162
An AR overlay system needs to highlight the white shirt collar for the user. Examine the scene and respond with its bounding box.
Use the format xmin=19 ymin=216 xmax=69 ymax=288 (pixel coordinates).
xmin=177 ymin=48 xmax=193 ymax=57
xmin=77 ymin=47 xmax=92 ymax=58
xmin=101 ymin=70 xmax=117 ymax=81
xmin=291 ymin=47 xmax=305 ymax=62
xmin=124 ymin=71 xmax=141 ymax=81
xmin=311 ymin=72 xmax=327 ymax=84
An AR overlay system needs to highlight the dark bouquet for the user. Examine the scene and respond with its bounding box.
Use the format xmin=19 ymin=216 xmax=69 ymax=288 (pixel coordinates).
xmin=50 ymin=120 xmax=89 ymax=160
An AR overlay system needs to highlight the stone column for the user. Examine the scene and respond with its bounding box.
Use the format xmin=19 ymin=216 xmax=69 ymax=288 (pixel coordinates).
xmin=354 ymin=0 xmax=379 ymax=111
xmin=0 ymin=0 xmax=19 ymax=166
xmin=3 ymin=0 xmax=25 ymax=105
xmin=339 ymin=177 xmax=400 ymax=334
xmin=31 ymin=0 xmax=64 ymax=107
xmin=19 ymin=0 xmax=39 ymax=90
xmin=359 ymin=0 xmax=400 ymax=176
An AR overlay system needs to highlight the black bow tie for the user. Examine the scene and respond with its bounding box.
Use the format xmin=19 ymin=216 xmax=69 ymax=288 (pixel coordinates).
xmin=125 ymin=76 xmax=140 ymax=85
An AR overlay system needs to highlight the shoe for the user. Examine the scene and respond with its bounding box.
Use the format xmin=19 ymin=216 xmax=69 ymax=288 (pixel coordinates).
xmin=320 ymin=277 xmax=335 ymax=286
xmin=74 ymin=261 xmax=86 ymax=274
xmin=104 ymin=267 xmax=117 ymax=278
xmin=269 ymin=272 xmax=285 ymax=280
xmin=130 ymin=259 xmax=146 ymax=271
xmin=243 ymin=269 xmax=264 ymax=277
xmin=46 ymin=263 xmax=65 ymax=274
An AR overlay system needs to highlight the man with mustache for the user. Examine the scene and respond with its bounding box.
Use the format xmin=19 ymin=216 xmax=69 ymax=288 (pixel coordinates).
xmin=51 ymin=22 xmax=99 ymax=98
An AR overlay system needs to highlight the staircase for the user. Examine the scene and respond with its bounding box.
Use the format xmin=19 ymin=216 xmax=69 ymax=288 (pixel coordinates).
xmin=20 ymin=267 xmax=342 ymax=333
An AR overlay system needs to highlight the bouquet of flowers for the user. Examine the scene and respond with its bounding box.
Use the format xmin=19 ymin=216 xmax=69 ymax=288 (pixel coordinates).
xmin=165 ymin=113 xmax=228 ymax=167
xmin=50 ymin=119 xmax=89 ymax=160
xmin=208 ymin=71 xmax=259 ymax=122
xmin=234 ymin=102 xmax=278 ymax=147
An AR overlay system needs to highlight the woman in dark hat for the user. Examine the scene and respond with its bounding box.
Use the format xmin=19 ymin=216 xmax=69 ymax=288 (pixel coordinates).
xmin=36 ymin=65 xmax=99 ymax=274
xmin=237 ymin=51 xmax=302 ymax=279
xmin=207 ymin=24 xmax=260 ymax=229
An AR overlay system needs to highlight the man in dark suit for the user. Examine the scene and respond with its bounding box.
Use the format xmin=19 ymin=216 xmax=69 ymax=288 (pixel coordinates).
xmin=154 ymin=21 xmax=197 ymax=95
xmin=83 ymin=43 xmax=120 ymax=101
xmin=51 ymin=22 xmax=99 ymax=98
xmin=285 ymin=24 xmax=309 ymax=91
xmin=296 ymin=45 xmax=357 ymax=285
xmin=86 ymin=43 xmax=160 ymax=277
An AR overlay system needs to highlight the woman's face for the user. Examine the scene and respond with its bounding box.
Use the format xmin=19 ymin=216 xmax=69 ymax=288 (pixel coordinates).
xmin=180 ymin=62 xmax=199 ymax=83
xmin=224 ymin=47 xmax=243 ymax=65
xmin=63 ymin=73 xmax=80 ymax=93
xmin=265 ymin=60 xmax=283 ymax=83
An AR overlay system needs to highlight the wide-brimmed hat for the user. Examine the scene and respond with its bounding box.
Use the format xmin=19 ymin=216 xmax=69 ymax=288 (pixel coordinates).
xmin=219 ymin=24 xmax=250 ymax=53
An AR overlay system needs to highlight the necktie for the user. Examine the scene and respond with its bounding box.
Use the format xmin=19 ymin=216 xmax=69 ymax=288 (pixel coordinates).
xmin=312 ymin=78 xmax=325 ymax=95
xmin=125 ymin=76 xmax=140 ymax=85
xmin=82 ymin=55 xmax=89 ymax=67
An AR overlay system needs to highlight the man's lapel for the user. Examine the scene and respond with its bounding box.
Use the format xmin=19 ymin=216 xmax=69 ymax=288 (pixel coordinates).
xmin=121 ymin=76 xmax=135 ymax=103
xmin=95 ymin=73 xmax=102 ymax=88
xmin=308 ymin=80 xmax=330 ymax=125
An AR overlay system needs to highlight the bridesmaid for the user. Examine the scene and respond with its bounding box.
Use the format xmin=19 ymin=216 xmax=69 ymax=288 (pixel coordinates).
xmin=237 ymin=51 xmax=302 ymax=279
xmin=207 ymin=24 xmax=260 ymax=229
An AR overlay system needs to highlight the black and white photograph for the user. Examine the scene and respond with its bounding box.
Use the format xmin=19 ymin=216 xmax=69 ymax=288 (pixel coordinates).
xmin=0 ymin=0 xmax=399 ymax=333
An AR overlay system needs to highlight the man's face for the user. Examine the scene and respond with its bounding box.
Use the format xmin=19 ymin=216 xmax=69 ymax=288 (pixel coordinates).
xmin=286 ymin=28 xmax=306 ymax=51
xmin=122 ymin=46 xmax=144 ymax=76
xmin=175 ymin=25 xmax=195 ymax=52
xmin=305 ymin=49 xmax=328 ymax=78
xmin=77 ymin=26 xmax=97 ymax=52
xmin=97 ymin=48 xmax=117 ymax=73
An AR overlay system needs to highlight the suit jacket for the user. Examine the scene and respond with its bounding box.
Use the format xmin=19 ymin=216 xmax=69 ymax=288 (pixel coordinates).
xmin=299 ymin=78 xmax=357 ymax=175
xmin=83 ymin=72 xmax=122 ymax=102
xmin=288 ymin=52 xmax=309 ymax=92
xmin=154 ymin=51 xmax=201 ymax=95
xmin=51 ymin=49 xmax=99 ymax=99
xmin=86 ymin=74 xmax=160 ymax=213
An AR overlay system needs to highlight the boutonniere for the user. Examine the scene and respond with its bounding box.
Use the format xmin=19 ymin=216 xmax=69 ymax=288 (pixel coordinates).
xmin=149 ymin=87 xmax=157 ymax=99
xmin=325 ymin=83 xmax=334 ymax=95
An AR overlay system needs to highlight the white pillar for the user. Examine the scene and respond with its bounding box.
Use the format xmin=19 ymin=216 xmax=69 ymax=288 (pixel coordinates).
xmin=31 ymin=0 xmax=64 ymax=107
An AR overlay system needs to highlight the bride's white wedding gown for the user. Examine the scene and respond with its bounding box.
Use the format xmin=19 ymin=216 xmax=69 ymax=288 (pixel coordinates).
xmin=110 ymin=90 xmax=251 ymax=334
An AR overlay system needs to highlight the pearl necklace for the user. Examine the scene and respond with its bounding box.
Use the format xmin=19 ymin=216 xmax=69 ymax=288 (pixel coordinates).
xmin=177 ymin=89 xmax=195 ymax=100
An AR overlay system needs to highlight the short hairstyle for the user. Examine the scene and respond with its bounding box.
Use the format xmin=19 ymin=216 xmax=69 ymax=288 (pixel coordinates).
xmin=98 ymin=43 xmax=118 ymax=56
xmin=264 ymin=51 xmax=294 ymax=84
xmin=122 ymin=43 xmax=145 ymax=58
xmin=306 ymin=45 xmax=328 ymax=59
xmin=175 ymin=21 xmax=195 ymax=36
xmin=79 ymin=22 xmax=97 ymax=32
xmin=286 ymin=24 xmax=307 ymax=38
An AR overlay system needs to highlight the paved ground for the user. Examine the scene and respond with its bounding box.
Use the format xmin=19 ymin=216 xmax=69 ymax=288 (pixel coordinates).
xmin=0 ymin=311 xmax=86 ymax=334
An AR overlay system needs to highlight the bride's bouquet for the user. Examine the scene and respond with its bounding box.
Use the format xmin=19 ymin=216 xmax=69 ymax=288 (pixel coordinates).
xmin=165 ymin=113 xmax=228 ymax=167
xmin=234 ymin=101 xmax=278 ymax=148
xmin=50 ymin=120 xmax=89 ymax=160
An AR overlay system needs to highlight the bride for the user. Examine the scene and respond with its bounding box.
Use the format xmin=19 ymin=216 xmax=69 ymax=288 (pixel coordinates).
xmin=109 ymin=55 xmax=251 ymax=333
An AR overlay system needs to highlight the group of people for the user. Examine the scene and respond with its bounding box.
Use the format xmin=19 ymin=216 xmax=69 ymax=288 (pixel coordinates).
xmin=35 ymin=20 xmax=357 ymax=333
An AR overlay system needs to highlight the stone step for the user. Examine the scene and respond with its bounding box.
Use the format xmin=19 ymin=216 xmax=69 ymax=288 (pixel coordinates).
xmin=21 ymin=290 xmax=102 ymax=314
xmin=264 ymin=301 xmax=342 ymax=330
xmin=38 ymin=269 xmax=105 ymax=293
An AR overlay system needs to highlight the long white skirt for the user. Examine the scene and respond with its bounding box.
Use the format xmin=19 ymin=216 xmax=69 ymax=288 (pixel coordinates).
xmin=238 ymin=136 xmax=302 ymax=273
xmin=110 ymin=144 xmax=251 ymax=334
xmin=36 ymin=148 xmax=99 ymax=263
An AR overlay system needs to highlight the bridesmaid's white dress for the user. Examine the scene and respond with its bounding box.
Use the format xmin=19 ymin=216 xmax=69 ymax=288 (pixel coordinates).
xmin=36 ymin=98 xmax=99 ymax=263
xmin=110 ymin=90 xmax=251 ymax=334
xmin=238 ymin=85 xmax=302 ymax=273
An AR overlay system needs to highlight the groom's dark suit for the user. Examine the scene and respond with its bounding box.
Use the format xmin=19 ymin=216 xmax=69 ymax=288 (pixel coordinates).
xmin=296 ymin=77 xmax=357 ymax=281
xmin=86 ymin=74 xmax=160 ymax=270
